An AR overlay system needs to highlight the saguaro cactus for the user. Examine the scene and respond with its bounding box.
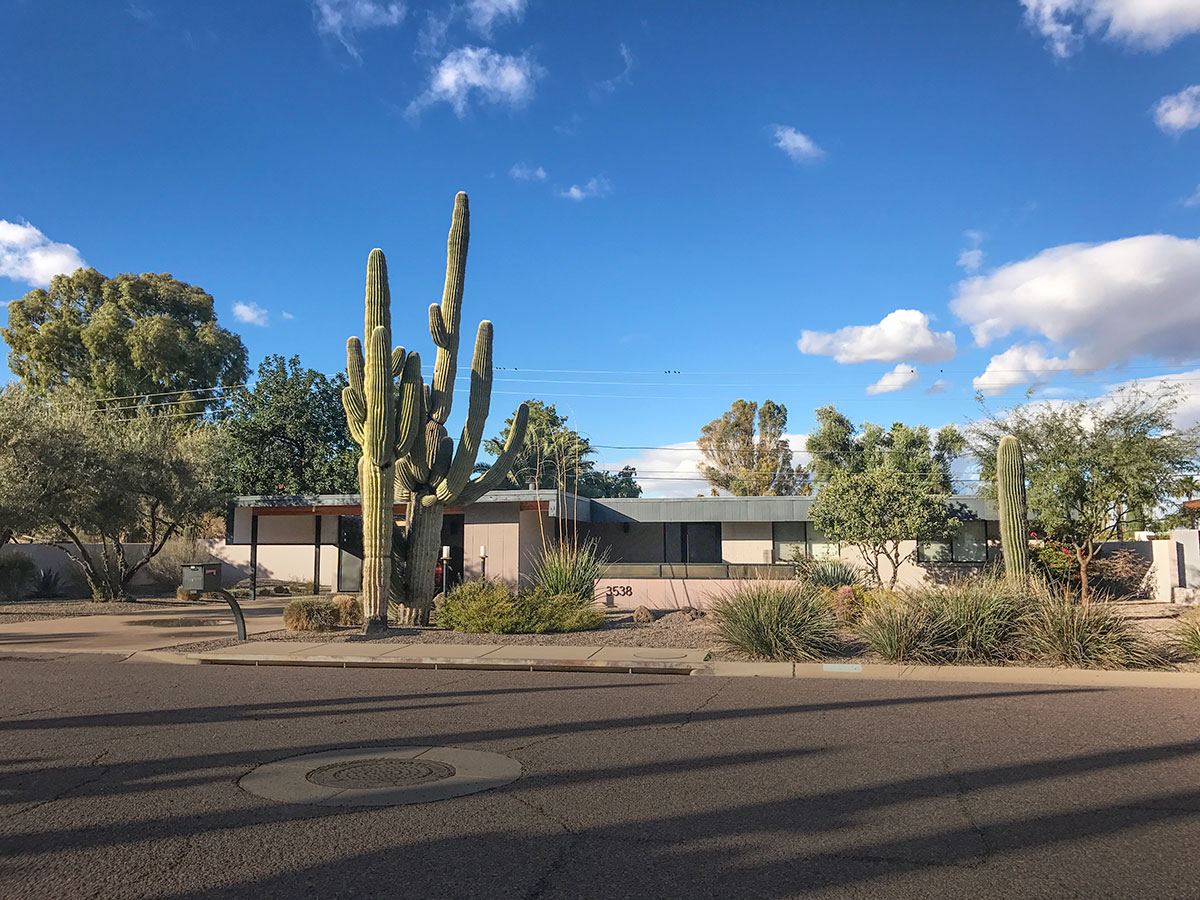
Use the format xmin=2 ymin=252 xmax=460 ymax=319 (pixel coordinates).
xmin=392 ymin=192 xmax=529 ymax=626
xmin=342 ymin=192 xmax=528 ymax=630
xmin=996 ymin=434 xmax=1029 ymax=583
xmin=341 ymin=250 xmax=422 ymax=632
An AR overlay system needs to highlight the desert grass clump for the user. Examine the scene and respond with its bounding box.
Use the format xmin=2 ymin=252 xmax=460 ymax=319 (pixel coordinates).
xmin=797 ymin=558 xmax=869 ymax=590
xmin=855 ymin=600 xmax=957 ymax=664
xmin=176 ymin=586 xmax=201 ymax=602
xmin=1177 ymin=617 xmax=1200 ymax=659
xmin=332 ymin=594 xmax=364 ymax=627
xmin=283 ymin=598 xmax=342 ymax=632
xmin=710 ymin=580 xmax=840 ymax=661
xmin=529 ymin=539 xmax=609 ymax=603
xmin=1022 ymin=594 xmax=1165 ymax=669
xmin=32 ymin=568 xmax=63 ymax=599
xmin=0 ymin=553 xmax=37 ymax=602
xmin=438 ymin=578 xmax=605 ymax=634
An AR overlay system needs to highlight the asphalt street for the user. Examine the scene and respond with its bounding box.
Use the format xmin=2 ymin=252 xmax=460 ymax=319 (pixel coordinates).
xmin=1 ymin=658 xmax=1198 ymax=899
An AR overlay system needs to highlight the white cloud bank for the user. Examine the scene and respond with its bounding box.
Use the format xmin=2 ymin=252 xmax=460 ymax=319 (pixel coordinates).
xmin=952 ymin=235 xmax=1200 ymax=391
xmin=972 ymin=343 xmax=1077 ymax=395
xmin=867 ymin=364 xmax=920 ymax=395
xmin=771 ymin=125 xmax=825 ymax=163
xmin=1154 ymin=85 xmax=1200 ymax=135
xmin=466 ymin=0 xmax=526 ymax=35
xmin=1021 ymin=0 xmax=1200 ymax=57
xmin=798 ymin=309 xmax=956 ymax=365
xmin=558 ymin=177 xmax=611 ymax=201
xmin=509 ymin=162 xmax=547 ymax=181
xmin=232 ymin=302 xmax=269 ymax=327
xmin=408 ymin=46 xmax=543 ymax=116
xmin=312 ymin=0 xmax=405 ymax=59
xmin=0 ymin=220 xmax=87 ymax=287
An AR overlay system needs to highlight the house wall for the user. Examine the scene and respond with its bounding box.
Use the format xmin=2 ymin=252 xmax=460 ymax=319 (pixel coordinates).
xmin=0 ymin=542 xmax=155 ymax=596
xmin=517 ymin=510 xmax=555 ymax=586
xmin=721 ymin=522 xmax=774 ymax=564
xmin=463 ymin=504 xmax=522 ymax=584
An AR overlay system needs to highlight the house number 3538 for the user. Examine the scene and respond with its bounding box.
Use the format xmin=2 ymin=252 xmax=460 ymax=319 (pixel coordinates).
xmin=608 ymin=585 xmax=633 ymax=597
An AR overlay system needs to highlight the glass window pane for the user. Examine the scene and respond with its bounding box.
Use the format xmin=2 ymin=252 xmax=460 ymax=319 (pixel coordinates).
xmin=808 ymin=524 xmax=839 ymax=560
xmin=952 ymin=521 xmax=988 ymax=563
xmin=919 ymin=541 xmax=952 ymax=563
xmin=773 ymin=522 xmax=806 ymax=562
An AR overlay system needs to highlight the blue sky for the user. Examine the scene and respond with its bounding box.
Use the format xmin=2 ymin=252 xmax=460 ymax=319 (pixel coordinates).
xmin=3 ymin=0 xmax=1200 ymax=494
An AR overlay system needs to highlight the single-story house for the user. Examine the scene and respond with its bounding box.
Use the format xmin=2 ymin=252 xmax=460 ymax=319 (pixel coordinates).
xmin=215 ymin=491 xmax=1000 ymax=608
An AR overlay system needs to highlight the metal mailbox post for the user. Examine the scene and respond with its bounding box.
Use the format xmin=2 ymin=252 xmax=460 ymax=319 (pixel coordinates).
xmin=180 ymin=563 xmax=247 ymax=641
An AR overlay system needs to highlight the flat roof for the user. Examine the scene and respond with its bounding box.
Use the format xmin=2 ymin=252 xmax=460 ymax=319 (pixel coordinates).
xmin=232 ymin=492 xmax=996 ymax=524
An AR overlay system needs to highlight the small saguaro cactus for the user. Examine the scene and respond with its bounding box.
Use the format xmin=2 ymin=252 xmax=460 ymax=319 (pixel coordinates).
xmin=996 ymin=434 xmax=1029 ymax=583
xmin=341 ymin=249 xmax=423 ymax=632
xmin=342 ymin=192 xmax=529 ymax=630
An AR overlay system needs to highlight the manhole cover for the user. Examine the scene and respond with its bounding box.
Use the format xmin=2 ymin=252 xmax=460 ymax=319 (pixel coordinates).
xmin=239 ymin=746 xmax=521 ymax=806
xmin=306 ymin=758 xmax=456 ymax=788
xmin=137 ymin=618 xmax=234 ymax=628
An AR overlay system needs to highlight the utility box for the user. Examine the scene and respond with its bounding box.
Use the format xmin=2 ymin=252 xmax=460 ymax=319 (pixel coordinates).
xmin=181 ymin=563 xmax=223 ymax=592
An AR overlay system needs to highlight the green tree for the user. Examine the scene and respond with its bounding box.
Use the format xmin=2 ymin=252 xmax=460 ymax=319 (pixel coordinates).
xmin=222 ymin=355 xmax=358 ymax=495
xmin=481 ymin=399 xmax=641 ymax=498
xmin=970 ymin=387 xmax=1200 ymax=604
xmin=698 ymin=399 xmax=805 ymax=496
xmin=806 ymin=405 xmax=964 ymax=491
xmin=810 ymin=465 xmax=958 ymax=588
xmin=0 ymin=384 xmax=227 ymax=599
xmin=2 ymin=268 xmax=248 ymax=414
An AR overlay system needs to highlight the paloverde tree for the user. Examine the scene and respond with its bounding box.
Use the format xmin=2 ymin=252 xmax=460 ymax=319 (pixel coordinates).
xmin=341 ymin=193 xmax=528 ymax=631
xmin=970 ymin=387 xmax=1200 ymax=605
xmin=223 ymin=355 xmax=358 ymax=495
xmin=0 ymin=384 xmax=226 ymax=599
xmin=810 ymin=465 xmax=958 ymax=588
xmin=806 ymin=405 xmax=964 ymax=491
xmin=2 ymin=268 xmax=248 ymax=414
xmin=698 ymin=399 xmax=805 ymax=496
xmin=481 ymin=399 xmax=642 ymax=498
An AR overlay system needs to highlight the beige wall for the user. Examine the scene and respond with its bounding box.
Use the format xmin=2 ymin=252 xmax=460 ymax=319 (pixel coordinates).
xmin=198 ymin=539 xmax=339 ymax=590
xmin=463 ymin=505 xmax=521 ymax=584
xmin=721 ymin=522 xmax=774 ymax=564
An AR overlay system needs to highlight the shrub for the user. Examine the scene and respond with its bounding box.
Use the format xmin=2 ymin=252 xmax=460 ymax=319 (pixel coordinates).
xmin=333 ymin=594 xmax=363 ymax=627
xmin=0 ymin=553 xmax=37 ymax=602
xmin=1178 ymin=618 xmax=1200 ymax=659
xmin=710 ymin=580 xmax=840 ymax=661
xmin=176 ymin=586 xmax=201 ymax=602
xmin=1092 ymin=548 xmax=1152 ymax=599
xmin=856 ymin=600 xmax=955 ymax=664
xmin=796 ymin=557 xmax=868 ymax=590
xmin=1022 ymin=596 xmax=1165 ymax=669
xmin=438 ymin=578 xmax=604 ymax=634
xmin=529 ymin=540 xmax=609 ymax=603
xmin=32 ymin=568 xmax=63 ymax=599
xmin=283 ymin=598 xmax=342 ymax=632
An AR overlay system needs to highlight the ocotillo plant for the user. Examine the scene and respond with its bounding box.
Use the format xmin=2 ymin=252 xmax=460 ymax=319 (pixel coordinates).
xmin=343 ymin=192 xmax=528 ymax=628
xmin=996 ymin=434 xmax=1029 ymax=583
xmin=341 ymin=250 xmax=423 ymax=632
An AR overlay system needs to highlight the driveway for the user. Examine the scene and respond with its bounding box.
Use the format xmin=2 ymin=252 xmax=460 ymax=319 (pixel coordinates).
xmin=1 ymin=660 xmax=1197 ymax=898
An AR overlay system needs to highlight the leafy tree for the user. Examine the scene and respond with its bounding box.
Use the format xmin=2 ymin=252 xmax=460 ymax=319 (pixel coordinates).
xmin=970 ymin=387 xmax=1200 ymax=604
xmin=698 ymin=399 xmax=805 ymax=496
xmin=2 ymin=268 xmax=248 ymax=414
xmin=221 ymin=355 xmax=358 ymax=495
xmin=806 ymin=405 xmax=964 ymax=491
xmin=0 ymin=384 xmax=227 ymax=600
xmin=480 ymin=399 xmax=642 ymax=498
xmin=810 ymin=465 xmax=958 ymax=589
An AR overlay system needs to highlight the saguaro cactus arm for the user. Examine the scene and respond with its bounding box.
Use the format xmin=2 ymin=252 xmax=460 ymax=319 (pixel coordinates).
xmin=428 ymin=401 xmax=530 ymax=507
xmin=435 ymin=320 xmax=494 ymax=502
xmin=428 ymin=192 xmax=469 ymax=425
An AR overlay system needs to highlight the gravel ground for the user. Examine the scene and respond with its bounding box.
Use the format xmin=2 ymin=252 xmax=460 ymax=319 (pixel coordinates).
xmin=0 ymin=598 xmax=193 ymax=623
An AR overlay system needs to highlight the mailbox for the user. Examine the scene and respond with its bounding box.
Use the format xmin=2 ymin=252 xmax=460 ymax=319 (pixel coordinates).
xmin=181 ymin=563 xmax=223 ymax=592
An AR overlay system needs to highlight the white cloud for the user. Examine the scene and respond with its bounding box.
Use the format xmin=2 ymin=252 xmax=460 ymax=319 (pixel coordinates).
xmin=973 ymin=343 xmax=1076 ymax=395
xmin=0 ymin=220 xmax=87 ymax=287
xmin=509 ymin=162 xmax=547 ymax=181
xmin=466 ymin=0 xmax=525 ymax=35
xmin=1154 ymin=85 xmax=1200 ymax=135
xmin=952 ymin=234 xmax=1200 ymax=376
xmin=957 ymin=229 xmax=985 ymax=272
xmin=1106 ymin=368 xmax=1200 ymax=429
xmin=798 ymin=309 xmax=957 ymax=365
xmin=232 ymin=302 xmax=269 ymax=327
xmin=1184 ymin=184 xmax=1200 ymax=208
xmin=558 ymin=177 xmax=611 ymax=201
xmin=593 ymin=42 xmax=635 ymax=96
xmin=312 ymin=0 xmax=405 ymax=59
xmin=281 ymin=311 xmax=295 ymax=320
xmin=408 ymin=46 xmax=543 ymax=116
xmin=925 ymin=378 xmax=949 ymax=395
xmin=1021 ymin=0 xmax=1200 ymax=57
xmin=770 ymin=124 xmax=825 ymax=163
xmin=867 ymin=364 xmax=920 ymax=395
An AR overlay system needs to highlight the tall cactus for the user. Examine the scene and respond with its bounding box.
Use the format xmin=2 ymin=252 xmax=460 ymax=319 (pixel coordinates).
xmin=343 ymin=192 xmax=529 ymax=629
xmin=996 ymin=434 xmax=1029 ymax=583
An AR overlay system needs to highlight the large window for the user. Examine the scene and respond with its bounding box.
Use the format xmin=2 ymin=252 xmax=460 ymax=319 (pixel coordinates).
xmin=807 ymin=523 xmax=840 ymax=560
xmin=919 ymin=520 xmax=988 ymax=564
xmin=772 ymin=522 xmax=806 ymax=562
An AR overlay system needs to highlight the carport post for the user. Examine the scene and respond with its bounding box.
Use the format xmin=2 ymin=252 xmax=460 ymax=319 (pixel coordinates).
xmin=249 ymin=513 xmax=258 ymax=603
xmin=313 ymin=515 xmax=322 ymax=593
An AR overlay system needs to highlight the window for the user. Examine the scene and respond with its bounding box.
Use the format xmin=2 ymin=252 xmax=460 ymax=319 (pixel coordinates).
xmin=773 ymin=522 xmax=806 ymax=562
xmin=919 ymin=520 xmax=988 ymax=564
xmin=807 ymin=524 xmax=840 ymax=560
